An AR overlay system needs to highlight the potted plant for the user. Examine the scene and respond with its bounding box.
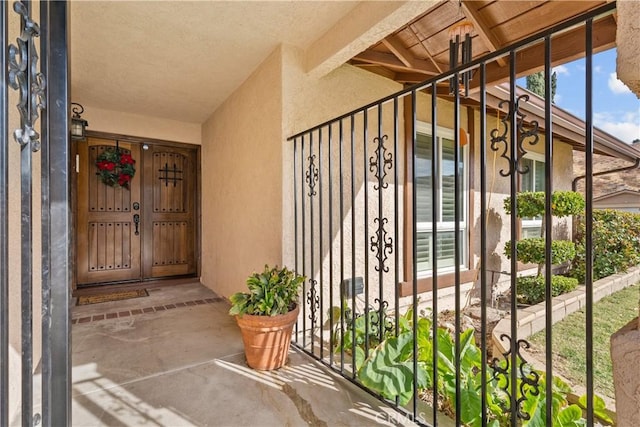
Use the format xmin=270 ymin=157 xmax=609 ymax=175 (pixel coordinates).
xmin=229 ymin=265 xmax=305 ymax=370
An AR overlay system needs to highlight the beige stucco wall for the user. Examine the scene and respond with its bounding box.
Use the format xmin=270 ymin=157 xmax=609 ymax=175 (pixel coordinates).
xmin=200 ymin=46 xmax=284 ymax=297
xmin=80 ymin=105 xmax=202 ymax=145
xmin=616 ymin=0 xmax=640 ymax=96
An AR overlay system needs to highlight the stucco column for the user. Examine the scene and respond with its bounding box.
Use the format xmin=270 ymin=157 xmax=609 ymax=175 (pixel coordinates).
xmin=611 ymin=4 xmax=640 ymax=424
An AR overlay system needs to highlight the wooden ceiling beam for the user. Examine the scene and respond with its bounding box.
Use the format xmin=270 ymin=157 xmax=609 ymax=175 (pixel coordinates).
xmin=382 ymin=35 xmax=419 ymax=68
xmin=460 ymin=1 xmax=507 ymax=67
xmin=352 ymin=50 xmax=440 ymax=75
xmin=408 ymin=24 xmax=444 ymax=73
xmin=470 ymin=15 xmax=616 ymax=91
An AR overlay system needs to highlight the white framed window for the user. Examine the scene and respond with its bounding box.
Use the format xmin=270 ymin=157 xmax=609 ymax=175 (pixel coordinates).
xmin=415 ymin=122 xmax=468 ymax=276
xmin=521 ymin=152 xmax=545 ymax=238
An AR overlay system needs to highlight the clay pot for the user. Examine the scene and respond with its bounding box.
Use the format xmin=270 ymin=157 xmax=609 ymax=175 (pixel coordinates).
xmin=235 ymin=305 xmax=299 ymax=370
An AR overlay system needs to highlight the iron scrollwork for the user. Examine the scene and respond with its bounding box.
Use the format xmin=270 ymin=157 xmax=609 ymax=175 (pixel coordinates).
xmin=490 ymin=334 xmax=541 ymax=420
xmin=8 ymin=1 xmax=46 ymax=151
xmin=306 ymin=278 xmax=320 ymax=325
xmin=369 ymin=135 xmax=393 ymax=190
xmin=370 ymin=298 xmax=394 ymax=337
xmin=368 ymin=134 xmax=394 ymax=273
xmin=490 ymin=95 xmax=539 ymax=177
xmin=370 ymin=218 xmax=393 ymax=273
xmin=305 ymin=154 xmax=319 ymax=197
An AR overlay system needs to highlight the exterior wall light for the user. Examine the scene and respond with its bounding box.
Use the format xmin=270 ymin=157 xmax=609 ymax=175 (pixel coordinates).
xmin=70 ymin=102 xmax=88 ymax=141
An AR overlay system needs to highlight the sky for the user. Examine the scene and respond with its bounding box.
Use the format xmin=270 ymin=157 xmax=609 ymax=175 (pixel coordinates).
xmin=520 ymin=48 xmax=640 ymax=144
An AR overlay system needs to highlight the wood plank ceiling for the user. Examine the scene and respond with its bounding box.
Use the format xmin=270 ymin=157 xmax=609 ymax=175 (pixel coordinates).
xmin=350 ymin=0 xmax=617 ymax=88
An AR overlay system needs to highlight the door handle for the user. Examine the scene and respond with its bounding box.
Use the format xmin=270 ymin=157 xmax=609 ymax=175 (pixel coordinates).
xmin=133 ymin=214 xmax=140 ymax=235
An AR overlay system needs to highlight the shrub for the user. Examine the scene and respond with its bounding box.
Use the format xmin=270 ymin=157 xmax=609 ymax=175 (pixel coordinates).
xmin=572 ymin=209 xmax=640 ymax=282
xmin=504 ymin=238 xmax=576 ymax=265
xmin=504 ymin=190 xmax=585 ymax=218
xmin=516 ymin=275 xmax=579 ymax=305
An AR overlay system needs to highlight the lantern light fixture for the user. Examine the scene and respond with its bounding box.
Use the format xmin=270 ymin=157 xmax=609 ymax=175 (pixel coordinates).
xmin=70 ymin=102 xmax=88 ymax=141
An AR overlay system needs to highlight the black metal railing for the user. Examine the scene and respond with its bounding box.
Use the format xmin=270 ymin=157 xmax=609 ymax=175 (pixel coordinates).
xmin=290 ymin=3 xmax=618 ymax=426
xmin=1 ymin=1 xmax=71 ymax=425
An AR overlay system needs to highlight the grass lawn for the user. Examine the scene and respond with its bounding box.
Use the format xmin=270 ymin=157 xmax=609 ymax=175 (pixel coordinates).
xmin=528 ymin=283 xmax=639 ymax=400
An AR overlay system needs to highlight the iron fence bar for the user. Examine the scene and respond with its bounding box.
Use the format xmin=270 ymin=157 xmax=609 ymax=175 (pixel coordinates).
xmin=0 ymin=1 xmax=9 ymax=424
xmin=350 ymin=114 xmax=356 ymax=380
xmin=410 ymin=89 xmax=418 ymax=420
xmin=363 ymin=110 xmax=370 ymax=358
xmin=376 ymin=104 xmax=384 ymax=344
xmin=287 ymin=3 xmax=616 ymax=142
xmin=453 ymin=71 xmax=462 ymax=427
xmin=430 ymin=81 xmax=440 ymax=425
xmin=328 ymin=124 xmax=333 ymax=366
xmin=301 ymin=135 xmax=307 ymax=349
xmin=294 ymin=137 xmax=299 ymax=342
xmin=584 ymin=18 xmax=595 ymax=426
xmin=19 ymin=1 xmax=35 ymax=423
xmin=40 ymin=1 xmax=51 ymax=423
xmin=318 ymin=128 xmax=324 ymax=359
xmin=393 ymin=98 xmax=399 ymax=340
xmin=479 ymin=62 xmax=488 ymax=427
xmin=309 ymin=131 xmax=315 ymax=352
xmin=508 ymin=48 xmax=519 ymax=427
xmin=543 ymin=34 xmax=554 ymax=427
xmin=46 ymin=3 xmax=70 ymax=423
xmin=339 ymin=119 xmax=345 ymax=372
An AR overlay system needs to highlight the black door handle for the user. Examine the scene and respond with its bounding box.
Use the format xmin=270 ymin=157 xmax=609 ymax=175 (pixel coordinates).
xmin=133 ymin=214 xmax=140 ymax=235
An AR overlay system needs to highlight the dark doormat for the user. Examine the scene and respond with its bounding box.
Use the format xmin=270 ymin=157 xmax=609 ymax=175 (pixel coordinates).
xmin=77 ymin=289 xmax=149 ymax=306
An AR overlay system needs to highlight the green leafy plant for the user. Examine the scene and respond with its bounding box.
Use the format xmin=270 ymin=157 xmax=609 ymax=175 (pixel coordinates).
xmin=516 ymin=275 xmax=579 ymax=305
xmin=504 ymin=190 xmax=583 ymax=302
xmin=228 ymin=265 xmax=304 ymax=316
xmin=505 ymin=238 xmax=576 ymax=265
xmin=355 ymin=307 xmax=612 ymax=426
xmin=572 ymin=209 xmax=640 ymax=282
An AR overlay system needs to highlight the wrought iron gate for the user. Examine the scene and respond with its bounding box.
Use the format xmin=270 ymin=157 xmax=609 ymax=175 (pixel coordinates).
xmin=1 ymin=1 xmax=71 ymax=425
xmin=290 ymin=3 xmax=627 ymax=426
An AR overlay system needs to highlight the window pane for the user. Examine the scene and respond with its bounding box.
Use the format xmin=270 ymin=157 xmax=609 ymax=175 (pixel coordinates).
xmin=535 ymin=160 xmax=545 ymax=192
xmin=442 ymin=138 xmax=463 ymax=222
xmin=417 ymin=231 xmax=466 ymax=273
xmin=416 ymin=133 xmax=433 ymax=223
xmin=522 ymin=226 xmax=541 ymax=238
xmin=521 ymin=158 xmax=534 ymax=191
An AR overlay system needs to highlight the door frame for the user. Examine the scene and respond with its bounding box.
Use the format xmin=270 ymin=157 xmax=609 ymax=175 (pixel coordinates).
xmin=72 ymin=130 xmax=202 ymax=288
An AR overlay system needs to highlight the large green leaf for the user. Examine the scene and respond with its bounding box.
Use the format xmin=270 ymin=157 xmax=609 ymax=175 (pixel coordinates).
xmin=577 ymin=394 xmax=613 ymax=425
xmin=359 ymin=331 xmax=428 ymax=405
xmin=556 ymin=405 xmax=585 ymax=427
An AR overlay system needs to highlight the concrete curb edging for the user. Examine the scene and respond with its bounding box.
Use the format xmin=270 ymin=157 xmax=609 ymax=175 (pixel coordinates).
xmin=492 ymin=265 xmax=640 ymax=360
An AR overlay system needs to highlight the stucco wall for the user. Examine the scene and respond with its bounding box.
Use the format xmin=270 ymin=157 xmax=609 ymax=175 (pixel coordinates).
xmin=200 ymin=47 xmax=284 ymax=297
xmin=81 ymin=105 xmax=202 ymax=145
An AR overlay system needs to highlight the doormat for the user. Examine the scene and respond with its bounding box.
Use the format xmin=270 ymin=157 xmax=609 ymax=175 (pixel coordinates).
xmin=77 ymin=289 xmax=149 ymax=306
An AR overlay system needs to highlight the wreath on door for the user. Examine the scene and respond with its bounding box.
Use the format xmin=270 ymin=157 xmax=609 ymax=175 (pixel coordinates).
xmin=95 ymin=147 xmax=136 ymax=189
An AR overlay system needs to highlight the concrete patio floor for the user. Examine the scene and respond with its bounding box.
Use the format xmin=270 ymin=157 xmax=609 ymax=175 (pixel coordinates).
xmin=71 ymin=282 xmax=415 ymax=426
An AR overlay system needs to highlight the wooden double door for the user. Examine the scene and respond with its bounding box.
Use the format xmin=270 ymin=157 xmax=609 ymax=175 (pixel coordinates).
xmin=76 ymin=136 xmax=198 ymax=286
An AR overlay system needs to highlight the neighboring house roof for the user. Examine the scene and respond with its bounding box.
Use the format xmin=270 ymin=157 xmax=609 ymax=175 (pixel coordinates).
xmin=593 ymin=189 xmax=640 ymax=203
xmin=573 ymin=142 xmax=640 ymax=198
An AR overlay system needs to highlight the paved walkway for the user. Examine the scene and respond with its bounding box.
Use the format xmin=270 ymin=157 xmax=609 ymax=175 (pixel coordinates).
xmin=71 ymin=283 xmax=414 ymax=426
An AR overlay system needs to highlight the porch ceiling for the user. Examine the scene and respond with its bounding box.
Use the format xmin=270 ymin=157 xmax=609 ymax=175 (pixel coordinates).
xmin=350 ymin=0 xmax=616 ymax=87
xmin=70 ymin=1 xmax=360 ymax=123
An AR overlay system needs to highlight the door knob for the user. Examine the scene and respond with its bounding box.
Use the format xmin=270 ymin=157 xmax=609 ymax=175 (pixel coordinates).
xmin=133 ymin=214 xmax=140 ymax=235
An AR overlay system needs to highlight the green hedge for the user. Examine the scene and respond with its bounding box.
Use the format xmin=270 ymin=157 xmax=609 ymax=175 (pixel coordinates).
xmin=504 ymin=237 xmax=576 ymax=265
xmin=517 ymin=275 xmax=579 ymax=305
xmin=504 ymin=191 xmax=585 ymax=218
xmin=572 ymin=209 xmax=640 ymax=282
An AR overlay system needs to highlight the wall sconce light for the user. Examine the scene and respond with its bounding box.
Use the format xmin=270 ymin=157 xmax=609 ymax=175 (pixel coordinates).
xmin=448 ymin=1 xmax=474 ymax=97
xmin=70 ymin=102 xmax=88 ymax=141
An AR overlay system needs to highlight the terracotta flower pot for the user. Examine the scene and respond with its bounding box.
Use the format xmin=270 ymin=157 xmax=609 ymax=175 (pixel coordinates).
xmin=235 ymin=304 xmax=299 ymax=370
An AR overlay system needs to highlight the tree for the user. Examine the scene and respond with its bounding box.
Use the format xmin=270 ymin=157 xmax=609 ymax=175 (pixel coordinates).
xmin=526 ymin=71 xmax=557 ymax=103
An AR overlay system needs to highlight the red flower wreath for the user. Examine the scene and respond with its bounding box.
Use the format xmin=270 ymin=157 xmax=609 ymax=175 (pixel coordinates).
xmin=95 ymin=148 xmax=136 ymax=189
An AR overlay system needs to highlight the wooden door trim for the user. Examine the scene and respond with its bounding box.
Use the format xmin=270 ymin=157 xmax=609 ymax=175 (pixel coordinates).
xmin=75 ymin=131 xmax=202 ymax=285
